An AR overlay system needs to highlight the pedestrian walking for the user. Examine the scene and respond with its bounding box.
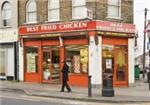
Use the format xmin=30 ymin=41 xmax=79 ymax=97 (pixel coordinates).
xmin=60 ymin=61 xmax=71 ymax=92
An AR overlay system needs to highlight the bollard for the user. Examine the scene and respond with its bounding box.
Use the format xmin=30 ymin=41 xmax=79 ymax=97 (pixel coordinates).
xmin=102 ymin=77 xmax=114 ymax=97
xmin=88 ymin=75 xmax=92 ymax=97
xmin=148 ymin=71 xmax=150 ymax=90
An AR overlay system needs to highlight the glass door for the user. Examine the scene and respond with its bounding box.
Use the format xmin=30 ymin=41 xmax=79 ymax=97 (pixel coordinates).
xmin=102 ymin=45 xmax=114 ymax=81
xmin=42 ymin=46 xmax=60 ymax=83
xmin=114 ymin=46 xmax=128 ymax=86
xmin=51 ymin=46 xmax=60 ymax=83
xmin=42 ymin=46 xmax=51 ymax=82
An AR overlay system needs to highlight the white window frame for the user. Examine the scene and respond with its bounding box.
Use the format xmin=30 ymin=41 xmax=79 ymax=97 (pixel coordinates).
xmin=107 ymin=0 xmax=121 ymax=19
xmin=1 ymin=2 xmax=12 ymax=27
xmin=48 ymin=0 xmax=60 ymax=22
xmin=72 ymin=0 xmax=87 ymax=20
xmin=26 ymin=0 xmax=37 ymax=24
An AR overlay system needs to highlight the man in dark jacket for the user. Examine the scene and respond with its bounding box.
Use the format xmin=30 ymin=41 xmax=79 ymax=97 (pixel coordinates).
xmin=61 ymin=61 xmax=71 ymax=92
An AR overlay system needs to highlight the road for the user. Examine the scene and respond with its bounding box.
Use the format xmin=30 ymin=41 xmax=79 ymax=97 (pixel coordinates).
xmin=0 ymin=89 xmax=150 ymax=105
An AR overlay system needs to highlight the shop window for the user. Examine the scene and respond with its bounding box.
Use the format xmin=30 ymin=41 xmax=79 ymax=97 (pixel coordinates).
xmin=26 ymin=0 xmax=37 ymax=23
xmin=65 ymin=45 xmax=88 ymax=74
xmin=72 ymin=0 xmax=87 ymax=19
xmin=1 ymin=2 xmax=11 ymax=27
xmin=107 ymin=0 xmax=121 ymax=19
xmin=48 ymin=0 xmax=60 ymax=22
xmin=25 ymin=46 xmax=38 ymax=73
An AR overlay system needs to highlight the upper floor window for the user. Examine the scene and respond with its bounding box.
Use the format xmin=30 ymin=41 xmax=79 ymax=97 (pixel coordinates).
xmin=108 ymin=0 xmax=121 ymax=19
xmin=26 ymin=0 xmax=37 ymax=23
xmin=48 ymin=0 xmax=60 ymax=22
xmin=72 ymin=0 xmax=87 ymax=19
xmin=2 ymin=2 xmax=11 ymax=27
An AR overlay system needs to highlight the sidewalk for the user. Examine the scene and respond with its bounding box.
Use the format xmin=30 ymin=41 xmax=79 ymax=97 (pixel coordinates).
xmin=0 ymin=80 xmax=150 ymax=103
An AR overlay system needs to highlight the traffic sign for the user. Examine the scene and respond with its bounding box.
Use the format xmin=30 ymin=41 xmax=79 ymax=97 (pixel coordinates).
xmin=148 ymin=31 xmax=150 ymax=37
xmin=147 ymin=42 xmax=150 ymax=50
xmin=145 ymin=21 xmax=150 ymax=33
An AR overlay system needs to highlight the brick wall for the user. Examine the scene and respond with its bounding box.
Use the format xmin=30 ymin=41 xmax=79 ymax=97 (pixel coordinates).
xmin=87 ymin=0 xmax=133 ymax=23
xmin=37 ymin=0 xmax=48 ymax=23
xmin=60 ymin=0 xmax=72 ymax=21
xmin=121 ymin=0 xmax=133 ymax=23
xmin=18 ymin=0 xmax=27 ymax=25
xmin=18 ymin=0 xmax=133 ymax=26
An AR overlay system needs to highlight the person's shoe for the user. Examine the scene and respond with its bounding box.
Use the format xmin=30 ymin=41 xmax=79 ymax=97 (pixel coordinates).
xmin=68 ymin=90 xmax=71 ymax=92
xmin=60 ymin=90 xmax=64 ymax=92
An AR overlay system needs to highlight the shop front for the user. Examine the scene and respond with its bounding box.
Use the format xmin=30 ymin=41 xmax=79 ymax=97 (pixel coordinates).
xmin=97 ymin=21 xmax=135 ymax=86
xmin=19 ymin=20 xmax=135 ymax=87
xmin=19 ymin=21 xmax=95 ymax=86
xmin=102 ymin=38 xmax=128 ymax=86
xmin=23 ymin=38 xmax=88 ymax=86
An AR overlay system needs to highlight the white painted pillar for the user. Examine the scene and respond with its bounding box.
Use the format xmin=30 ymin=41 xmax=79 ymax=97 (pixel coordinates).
xmin=89 ymin=36 xmax=102 ymax=86
xmin=128 ymin=38 xmax=135 ymax=84
xmin=89 ymin=36 xmax=96 ymax=85
xmin=19 ymin=43 xmax=24 ymax=81
xmin=97 ymin=36 xmax=102 ymax=85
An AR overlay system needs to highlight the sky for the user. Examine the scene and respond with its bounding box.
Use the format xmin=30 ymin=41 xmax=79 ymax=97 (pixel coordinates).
xmin=134 ymin=0 xmax=150 ymax=57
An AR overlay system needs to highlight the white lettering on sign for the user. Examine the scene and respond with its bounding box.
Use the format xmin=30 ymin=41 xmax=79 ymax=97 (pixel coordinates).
xmin=26 ymin=22 xmax=88 ymax=33
xmin=96 ymin=21 xmax=135 ymax=33
xmin=27 ymin=26 xmax=39 ymax=32
xmin=110 ymin=23 xmax=123 ymax=27
xmin=97 ymin=26 xmax=135 ymax=33
xmin=41 ymin=25 xmax=57 ymax=31
xmin=59 ymin=22 xmax=87 ymax=29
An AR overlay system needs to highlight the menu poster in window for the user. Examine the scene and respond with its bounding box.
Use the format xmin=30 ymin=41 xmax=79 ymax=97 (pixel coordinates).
xmin=106 ymin=59 xmax=112 ymax=69
xmin=27 ymin=53 xmax=37 ymax=72
xmin=73 ymin=55 xmax=80 ymax=73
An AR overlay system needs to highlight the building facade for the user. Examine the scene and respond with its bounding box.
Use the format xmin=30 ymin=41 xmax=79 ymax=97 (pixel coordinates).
xmin=18 ymin=0 xmax=135 ymax=87
xmin=0 ymin=0 xmax=18 ymax=80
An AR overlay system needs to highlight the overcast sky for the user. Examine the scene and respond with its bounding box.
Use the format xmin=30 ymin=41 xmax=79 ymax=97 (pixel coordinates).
xmin=134 ymin=0 xmax=150 ymax=57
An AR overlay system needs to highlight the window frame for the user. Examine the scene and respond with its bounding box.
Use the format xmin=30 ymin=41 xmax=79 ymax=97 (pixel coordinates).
xmin=26 ymin=0 xmax=37 ymax=24
xmin=48 ymin=0 xmax=60 ymax=22
xmin=1 ymin=1 xmax=12 ymax=27
xmin=107 ymin=0 xmax=121 ymax=19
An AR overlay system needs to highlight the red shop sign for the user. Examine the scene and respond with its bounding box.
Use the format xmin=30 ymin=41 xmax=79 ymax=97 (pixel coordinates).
xmin=19 ymin=21 xmax=96 ymax=35
xmin=96 ymin=21 xmax=135 ymax=33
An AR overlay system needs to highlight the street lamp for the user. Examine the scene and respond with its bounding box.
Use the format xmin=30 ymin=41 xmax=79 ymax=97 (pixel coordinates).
xmin=142 ymin=8 xmax=147 ymax=79
xmin=148 ymin=21 xmax=150 ymax=90
xmin=145 ymin=20 xmax=150 ymax=90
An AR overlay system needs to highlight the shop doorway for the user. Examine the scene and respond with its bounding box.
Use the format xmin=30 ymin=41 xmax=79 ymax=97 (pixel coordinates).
xmin=114 ymin=46 xmax=128 ymax=86
xmin=0 ymin=49 xmax=6 ymax=79
xmin=102 ymin=45 xmax=128 ymax=86
xmin=42 ymin=46 xmax=60 ymax=83
xmin=102 ymin=45 xmax=114 ymax=83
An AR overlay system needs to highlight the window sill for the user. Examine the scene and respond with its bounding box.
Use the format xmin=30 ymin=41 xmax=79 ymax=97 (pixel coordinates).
xmin=69 ymin=73 xmax=88 ymax=75
xmin=24 ymin=21 xmax=38 ymax=25
xmin=44 ymin=20 xmax=61 ymax=23
xmin=0 ymin=26 xmax=12 ymax=29
xmin=70 ymin=18 xmax=92 ymax=22
xmin=106 ymin=16 xmax=123 ymax=21
xmin=25 ymin=72 xmax=38 ymax=74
